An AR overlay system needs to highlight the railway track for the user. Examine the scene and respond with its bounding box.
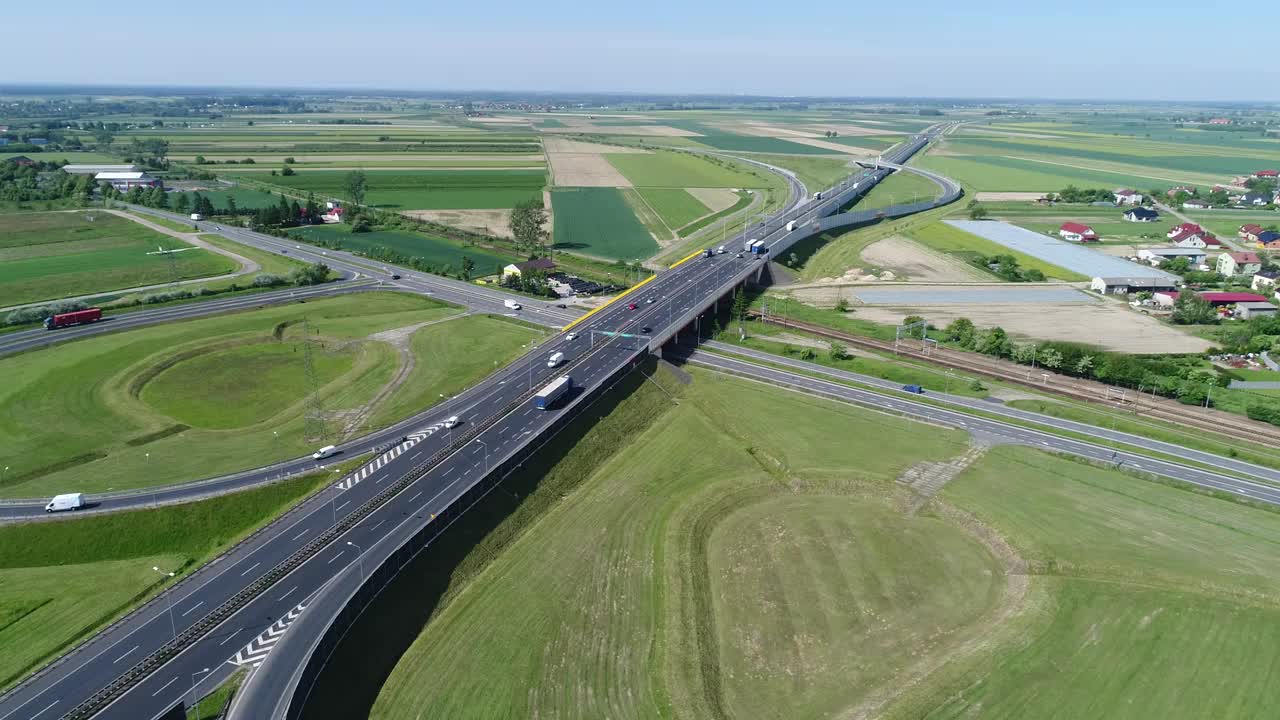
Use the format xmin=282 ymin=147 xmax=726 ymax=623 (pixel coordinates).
xmin=752 ymin=313 xmax=1280 ymax=446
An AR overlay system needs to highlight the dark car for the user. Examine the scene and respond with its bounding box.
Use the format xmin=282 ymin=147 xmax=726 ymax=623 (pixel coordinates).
xmin=901 ymin=384 xmax=925 ymax=394
xmin=555 ymin=303 xmax=567 ymax=309
xmin=391 ymin=274 xmax=402 ymax=280
xmin=641 ymin=326 xmax=652 ymax=334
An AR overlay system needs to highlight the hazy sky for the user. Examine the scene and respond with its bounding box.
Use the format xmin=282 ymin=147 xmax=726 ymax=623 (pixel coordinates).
xmin=6 ymin=0 xmax=1277 ymax=101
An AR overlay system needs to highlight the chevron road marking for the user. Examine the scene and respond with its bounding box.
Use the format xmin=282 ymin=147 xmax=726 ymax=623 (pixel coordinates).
xmin=227 ymin=602 xmax=307 ymax=669
xmin=334 ymin=421 xmax=448 ymax=491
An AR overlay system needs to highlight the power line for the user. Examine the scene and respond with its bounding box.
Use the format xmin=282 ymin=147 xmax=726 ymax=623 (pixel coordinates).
xmin=301 ymin=316 xmax=329 ymax=443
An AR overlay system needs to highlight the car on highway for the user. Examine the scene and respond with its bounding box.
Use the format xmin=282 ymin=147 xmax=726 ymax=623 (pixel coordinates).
xmin=555 ymin=303 xmax=567 ymax=308
xmin=443 ymin=416 xmax=460 ymax=429
xmin=645 ymin=297 xmax=654 ymax=304
xmin=627 ymin=303 xmax=638 ymax=310
xmin=566 ymin=332 xmax=577 ymax=341
xmin=280 ymin=249 xmax=288 ymax=254
xmin=391 ymin=274 xmax=401 ymax=280
xmin=641 ymin=326 xmax=652 ymax=334
xmin=312 ymin=444 xmax=339 ymax=460
xmin=735 ymin=252 xmax=744 ymax=258
xmin=45 ymin=493 xmax=85 ymax=513
xmin=902 ymin=384 xmax=925 ymax=394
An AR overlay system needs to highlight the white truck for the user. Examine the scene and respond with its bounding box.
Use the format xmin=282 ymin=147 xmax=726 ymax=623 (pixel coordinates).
xmin=534 ymin=375 xmax=573 ymax=410
xmin=814 ymin=191 xmax=823 ymax=200
xmin=45 ymin=493 xmax=84 ymax=513
xmin=312 ymin=445 xmax=338 ymax=460
xmin=504 ymin=299 xmax=522 ymax=311
xmin=190 ymin=213 xmax=203 ymax=221
xmin=786 ymin=220 xmax=797 ymax=232
xmin=547 ymin=351 xmax=565 ymax=368
xmin=744 ymin=238 xmax=758 ymax=252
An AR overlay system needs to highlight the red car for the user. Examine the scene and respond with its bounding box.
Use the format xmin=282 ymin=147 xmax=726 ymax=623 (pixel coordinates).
xmin=627 ymin=303 xmax=638 ymax=310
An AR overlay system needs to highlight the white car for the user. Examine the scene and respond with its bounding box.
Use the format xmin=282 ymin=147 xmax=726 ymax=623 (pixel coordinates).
xmin=566 ymin=332 xmax=577 ymax=341
xmin=443 ymin=416 xmax=460 ymax=429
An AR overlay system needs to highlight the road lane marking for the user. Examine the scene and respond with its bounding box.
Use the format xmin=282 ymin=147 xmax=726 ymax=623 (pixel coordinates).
xmin=443 ymin=467 xmax=456 ymax=476
xmin=219 ymin=631 xmax=241 ymax=647
xmin=409 ymin=491 xmax=423 ymax=502
xmin=113 ymin=645 xmax=138 ymax=664
xmin=277 ymin=586 xmax=298 ymax=602
xmin=334 ymin=500 xmax=350 ymax=512
xmin=181 ymin=600 xmax=204 ymax=617
xmin=291 ymin=528 xmax=310 ymax=541
xmin=327 ymin=550 xmax=346 ymax=564
xmin=151 ymin=676 xmax=178 ymax=696
xmin=29 ymin=701 xmax=58 ymax=719
xmin=240 ymin=561 xmax=261 ymax=577
xmin=411 ymin=451 xmax=423 ymax=460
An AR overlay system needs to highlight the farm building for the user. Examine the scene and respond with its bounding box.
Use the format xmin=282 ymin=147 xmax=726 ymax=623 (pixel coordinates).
xmin=62 ymin=164 xmax=137 ymax=176
xmin=5 ymin=156 xmax=36 ymax=167
xmin=1059 ymin=222 xmax=1098 ymax=242
xmin=1241 ymin=224 xmax=1265 ymax=243
xmin=1137 ymin=248 xmax=1206 ymax=266
xmin=503 ymin=258 xmax=557 ymax=278
xmin=1252 ymin=270 xmax=1280 ymax=291
xmin=1124 ymin=207 xmax=1160 ymax=222
xmin=28 ymin=138 xmax=47 ymax=146
xmin=320 ymin=205 xmax=345 ymax=224
xmin=1235 ymin=301 xmax=1278 ymax=319
xmin=1182 ymin=199 xmax=1212 ymax=210
xmin=1254 ymin=170 xmax=1280 ymax=179
xmin=1091 ymin=276 xmax=1178 ymax=295
xmin=1200 ymin=292 xmax=1268 ymax=306
xmin=1113 ymin=189 xmax=1144 ymax=206
xmin=1217 ymin=251 xmax=1263 ymax=277
xmin=94 ymin=171 xmax=161 ymax=192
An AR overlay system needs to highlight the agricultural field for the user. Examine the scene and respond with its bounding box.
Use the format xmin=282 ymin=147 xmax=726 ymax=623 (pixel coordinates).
xmin=606 ymin=150 xmax=770 ymax=188
xmin=287 ymin=224 xmax=516 ymax=276
xmin=908 ymin=220 xmax=1086 ymax=281
xmin=978 ymin=202 xmax=1177 ymax=244
xmin=550 ymin=187 xmax=658 ymax=260
xmin=366 ymin=363 xmax=1280 ymax=720
xmin=1185 ymin=209 xmax=1280 ymax=240
xmin=0 ymin=211 xmax=238 ymax=308
xmin=0 ymin=469 xmax=337 ymax=692
xmin=739 ymin=154 xmax=857 ymax=192
xmin=238 ymin=169 xmax=546 ymax=210
xmin=0 ymin=293 xmax=542 ymax=498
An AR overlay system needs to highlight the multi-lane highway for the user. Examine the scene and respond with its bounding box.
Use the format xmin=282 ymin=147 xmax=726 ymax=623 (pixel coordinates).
xmin=0 ymin=130 xmax=946 ymax=720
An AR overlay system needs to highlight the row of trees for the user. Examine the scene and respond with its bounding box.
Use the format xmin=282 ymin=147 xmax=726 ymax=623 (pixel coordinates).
xmin=0 ymin=160 xmax=96 ymax=203
xmin=499 ymin=267 xmax=557 ymax=297
xmin=509 ymin=198 xmax=549 ymax=256
xmin=967 ymin=253 xmax=1045 ymax=282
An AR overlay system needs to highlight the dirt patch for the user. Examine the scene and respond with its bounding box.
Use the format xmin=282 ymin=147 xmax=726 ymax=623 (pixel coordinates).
xmin=843 ymin=303 xmax=1212 ymax=354
xmin=975 ymin=192 xmax=1049 ymax=202
xmin=401 ymin=209 xmax=515 ymax=238
xmin=686 ymin=187 xmax=739 ymax=214
xmin=541 ymin=137 xmax=647 ymax=155
xmin=858 ymin=236 xmax=987 ymax=283
xmin=779 ymin=137 xmax=880 ymax=155
xmin=547 ymin=152 xmax=631 ymax=187
xmin=750 ymin=332 xmax=832 ymax=351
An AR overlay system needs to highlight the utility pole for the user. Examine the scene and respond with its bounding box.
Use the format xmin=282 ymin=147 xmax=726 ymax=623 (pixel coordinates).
xmin=301 ymin=316 xmax=328 ymax=443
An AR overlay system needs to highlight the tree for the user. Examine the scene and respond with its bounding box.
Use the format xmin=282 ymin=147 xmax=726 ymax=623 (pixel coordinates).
xmin=225 ymin=196 xmax=238 ymax=215
xmin=731 ymin=289 xmax=748 ymax=323
xmin=289 ymin=262 xmax=331 ymax=286
xmin=968 ymin=205 xmax=988 ymax=220
xmin=834 ymin=296 xmax=849 ymax=313
xmin=1171 ymin=292 xmax=1217 ymax=325
xmin=281 ymin=165 xmax=295 ymax=176
xmin=1011 ymin=343 xmax=1036 ymax=364
xmin=509 ymin=198 xmax=548 ymax=255
xmin=1074 ymin=355 xmax=1095 ymax=376
xmin=173 ymin=193 xmax=190 ymax=214
xmin=976 ymin=327 xmax=1009 ymax=357
xmin=342 ymin=170 xmax=368 ymax=206
xmin=461 ymin=255 xmax=476 ymax=280
xmin=828 ymin=341 xmax=849 ymax=361
xmin=1040 ymin=347 xmax=1063 ymax=369
xmin=944 ymin=317 xmax=976 ymax=348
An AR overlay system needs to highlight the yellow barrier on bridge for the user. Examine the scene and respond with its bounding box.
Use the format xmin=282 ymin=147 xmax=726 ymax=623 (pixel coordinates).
xmin=668 ymin=249 xmax=704 ymax=270
xmin=561 ymin=273 xmax=658 ymax=333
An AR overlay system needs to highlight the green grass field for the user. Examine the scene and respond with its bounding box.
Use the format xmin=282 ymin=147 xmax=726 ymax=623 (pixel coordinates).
xmin=287 ymin=224 xmax=516 ymax=275
xmin=635 ymin=188 xmax=712 ymax=231
xmin=739 ymin=154 xmax=855 ymax=192
xmin=550 ymin=187 xmax=658 ymax=260
xmin=0 ymin=293 xmax=539 ymax=497
xmin=367 ymin=364 xmax=1280 ymax=720
xmin=0 ymin=212 xmax=238 ymax=308
xmin=607 ymin=151 xmax=770 ymax=188
xmin=908 ymin=220 xmax=1087 ymax=281
xmin=0 ymin=469 xmax=334 ymax=691
xmin=854 ymin=169 xmax=942 ymax=210
xmin=246 ymin=170 xmax=546 ymax=210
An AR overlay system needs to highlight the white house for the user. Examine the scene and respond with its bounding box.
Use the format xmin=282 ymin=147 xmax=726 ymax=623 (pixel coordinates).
xmin=1114 ymin=189 xmax=1144 ymax=205
xmin=1058 ymin=221 xmax=1098 ymax=242
xmin=1217 ymin=251 xmax=1263 ymax=277
xmin=502 ymin=258 xmax=557 ymax=278
xmin=1252 ymin=270 xmax=1280 ymax=292
xmin=1124 ymin=207 xmax=1160 ymax=222
xmin=94 ymin=171 xmax=161 ymax=192
xmin=1182 ymin=199 xmax=1212 ymax=210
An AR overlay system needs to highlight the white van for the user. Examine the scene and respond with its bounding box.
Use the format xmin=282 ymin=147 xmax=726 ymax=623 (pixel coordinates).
xmin=504 ymin=299 xmax=522 ymax=310
xmin=190 ymin=213 xmax=203 ymax=221
xmin=45 ymin=493 xmax=84 ymax=513
xmin=547 ymin=351 xmax=565 ymax=368
xmin=312 ymin=445 xmax=338 ymax=460
xmin=443 ymin=416 xmax=460 ymax=429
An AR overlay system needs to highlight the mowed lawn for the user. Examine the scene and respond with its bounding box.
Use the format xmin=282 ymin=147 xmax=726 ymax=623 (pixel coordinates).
xmin=257 ymin=169 xmax=546 ymax=210
xmin=0 ymin=293 xmax=534 ymax=497
xmin=551 ymin=187 xmax=658 ymax=260
xmin=288 ymin=224 xmax=516 ymax=276
xmin=607 ymin=150 xmax=770 ymax=188
xmin=0 ymin=470 xmax=333 ymax=691
xmin=369 ymin=370 xmax=977 ymax=720
xmin=0 ymin=212 xmax=238 ymax=308
xmin=908 ymin=220 xmax=1086 ymax=281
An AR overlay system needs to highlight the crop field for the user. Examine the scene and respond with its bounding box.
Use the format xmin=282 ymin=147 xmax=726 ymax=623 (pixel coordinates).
xmin=287 ymin=224 xmax=516 ymax=276
xmin=0 ymin=212 xmax=238 ymax=308
xmin=0 ymin=469 xmax=335 ymax=692
xmin=635 ymin=188 xmax=712 ymax=231
xmin=607 ymin=151 xmax=771 ymax=188
xmin=550 ymin=187 xmax=658 ymax=260
xmin=235 ymin=169 xmax=546 ymax=210
xmin=739 ymin=154 xmax=856 ymax=192
xmin=908 ymin=221 xmax=1086 ymax=281
xmin=0 ymin=293 xmax=541 ymax=497
xmin=364 ymin=363 xmax=1280 ymax=720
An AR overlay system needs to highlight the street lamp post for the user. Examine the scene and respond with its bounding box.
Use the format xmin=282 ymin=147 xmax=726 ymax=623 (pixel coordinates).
xmin=474 ymin=439 xmax=489 ymax=474
xmin=190 ymin=667 xmax=211 ymax=720
xmin=151 ymin=566 xmax=177 ymax=639
xmin=346 ymin=541 xmax=365 ymax=582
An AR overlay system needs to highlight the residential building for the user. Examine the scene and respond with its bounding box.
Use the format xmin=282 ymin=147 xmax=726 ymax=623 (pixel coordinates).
xmin=1241 ymin=224 xmax=1265 ymax=243
xmin=1261 ymin=231 xmax=1280 ymax=249
xmin=320 ymin=206 xmax=345 ymax=223
xmin=1236 ymin=301 xmax=1278 ymax=319
xmin=502 ymin=258 xmax=557 ymax=278
xmin=1123 ymin=207 xmax=1159 ymax=222
xmin=1166 ymin=186 xmax=1196 ymax=198
xmin=0 ymin=139 xmax=8 ymax=147
xmin=1252 ymin=270 xmax=1280 ymax=292
xmin=1217 ymin=251 xmax=1263 ymax=277
xmin=93 ymin=171 xmax=161 ymax=192
xmin=1253 ymin=169 xmax=1280 ymax=179
xmin=1058 ymin=221 xmax=1098 ymax=242
xmin=1114 ymin=189 xmax=1144 ymax=205
xmin=28 ymin=138 xmax=47 ymax=146
xmin=1200 ymin=292 xmax=1269 ymax=306
xmin=1182 ymin=199 xmax=1212 ymax=210
xmin=1167 ymin=222 xmax=1203 ymax=239
xmin=1169 ymin=229 xmax=1207 ymax=247
xmin=1241 ymin=191 xmax=1272 ymax=207
xmin=1091 ymin=276 xmax=1178 ymax=295
xmin=5 ymin=156 xmax=35 ymax=167
xmin=1208 ymin=118 xmax=1233 ymax=125
xmin=1137 ymin=248 xmax=1206 ymax=266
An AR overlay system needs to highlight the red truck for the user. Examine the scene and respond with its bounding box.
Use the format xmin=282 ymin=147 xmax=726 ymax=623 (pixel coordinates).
xmin=44 ymin=308 xmax=102 ymax=330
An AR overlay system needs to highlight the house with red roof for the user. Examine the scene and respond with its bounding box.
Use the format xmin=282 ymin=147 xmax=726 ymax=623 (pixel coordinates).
xmin=1166 ymin=186 xmax=1196 ymax=198
xmin=1058 ymin=221 xmax=1098 ymax=242
xmin=1168 ymin=227 xmax=1221 ymax=249
xmin=1217 ymin=252 xmax=1263 ymax=277
xmin=1167 ymin=222 xmax=1203 ymax=239
xmin=1253 ymin=170 xmax=1280 ymax=179
xmin=1113 ymin=188 xmax=1144 ymax=205
xmin=1200 ymin=291 xmax=1268 ymax=306
xmin=1241 ymin=224 xmax=1265 ymax=243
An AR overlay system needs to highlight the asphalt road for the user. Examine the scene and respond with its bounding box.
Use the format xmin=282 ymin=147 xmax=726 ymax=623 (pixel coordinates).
xmin=0 ymin=130 xmax=938 ymax=720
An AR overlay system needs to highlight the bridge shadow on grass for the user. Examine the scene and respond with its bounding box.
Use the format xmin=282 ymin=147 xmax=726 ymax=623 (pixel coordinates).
xmin=298 ymin=356 xmax=672 ymax=720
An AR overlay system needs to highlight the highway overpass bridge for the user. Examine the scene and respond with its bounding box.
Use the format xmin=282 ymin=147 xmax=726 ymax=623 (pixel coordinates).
xmin=0 ymin=129 xmax=959 ymax=720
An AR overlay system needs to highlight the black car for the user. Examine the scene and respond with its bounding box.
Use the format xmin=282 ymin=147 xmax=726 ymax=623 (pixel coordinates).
xmin=641 ymin=326 xmax=652 ymax=334
xmin=555 ymin=303 xmax=567 ymax=308
xmin=391 ymin=274 xmax=402 ymax=280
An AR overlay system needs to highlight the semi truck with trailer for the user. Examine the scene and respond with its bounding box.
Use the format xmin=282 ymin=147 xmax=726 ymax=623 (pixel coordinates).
xmin=534 ymin=376 xmax=573 ymax=410
xmin=44 ymin=308 xmax=102 ymax=330
xmin=749 ymin=240 xmax=767 ymax=255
